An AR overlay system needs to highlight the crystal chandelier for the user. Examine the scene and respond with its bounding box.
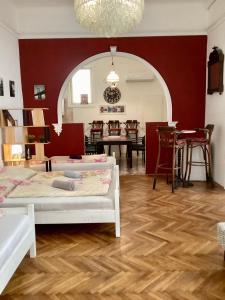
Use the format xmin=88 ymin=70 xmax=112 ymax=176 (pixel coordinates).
xmin=74 ymin=0 xmax=145 ymax=37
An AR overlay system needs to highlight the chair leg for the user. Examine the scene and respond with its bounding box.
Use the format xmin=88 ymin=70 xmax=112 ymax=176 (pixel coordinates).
xmin=207 ymin=145 xmax=214 ymax=184
xmin=172 ymin=148 xmax=176 ymax=193
xmin=183 ymin=144 xmax=189 ymax=185
xmin=153 ymin=148 xmax=160 ymax=190
xmin=187 ymin=146 xmax=193 ymax=182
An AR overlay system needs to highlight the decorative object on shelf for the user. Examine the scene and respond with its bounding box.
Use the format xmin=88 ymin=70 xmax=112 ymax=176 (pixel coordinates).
xmin=207 ymin=46 xmax=224 ymax=95
xmin=38 ymin=135 xmax=46 ymax=143
xmin=99 ymin=105 xmax=125 ymax=114
xmin=103 ymin=87 xmax=121 ymax=104
xmin=2 ymin=110 xmax=15 ymax=126
xmin=9 ymin=80 xmax=15 ymax=97
xmin=34 ymin=84 xmax=46 ymax=100
xmin=0 ymin=78 xmax=4 ymax=96
xmin=74 ymin=0 xmax=144 ymax=37
xmin=28 ymin=134 xmax=36 ymax=143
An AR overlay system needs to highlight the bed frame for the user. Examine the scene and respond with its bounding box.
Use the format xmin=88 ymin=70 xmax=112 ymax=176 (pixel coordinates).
xmin=0 ymin=205 xmax=36 ymax=294
xmin=33 ymin=165 xmax=120 ymax=237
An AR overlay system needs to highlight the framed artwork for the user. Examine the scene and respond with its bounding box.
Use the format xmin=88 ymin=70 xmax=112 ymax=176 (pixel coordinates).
xmin=9 ymin=80 xmax=15 ymax=97
xmin=207 ymin=46 xmax=224 ymax=95
xmin=99 ymin=105 xmax=125 ymax=114
xmin=34 ymin=84 xmax=46 ymax=100
xmin=81 ymin=94 xmax=88 ymax=104
xmin=0 ymin=78 xmax=4 ymax=96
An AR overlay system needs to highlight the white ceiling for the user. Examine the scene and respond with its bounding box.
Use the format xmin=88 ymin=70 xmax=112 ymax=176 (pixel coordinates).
xmin=0 ymin=0 xmax=223 ymax=38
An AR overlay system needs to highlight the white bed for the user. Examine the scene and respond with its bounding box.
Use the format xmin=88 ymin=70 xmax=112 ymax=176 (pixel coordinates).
xmin=0 ymin=163 xmax=120 ymax=238
xmin=0 ymin=205 xmax=36 ymax=294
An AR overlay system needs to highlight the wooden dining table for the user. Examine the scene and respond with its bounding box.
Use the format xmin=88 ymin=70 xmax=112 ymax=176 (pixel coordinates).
xmin=96 ymin=136 xmax=133 ymax=168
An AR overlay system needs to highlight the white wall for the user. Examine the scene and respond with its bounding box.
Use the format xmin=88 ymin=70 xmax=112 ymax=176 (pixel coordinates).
xmin=13 ymin=0 xmax=208 ymax=38
xmin=0 ymin=22 xmax=23 ymax=162
xmin=63 ymin=56 xmax=167 ymax=136
xmin=205 ymin=3 xmax=225 ymax=187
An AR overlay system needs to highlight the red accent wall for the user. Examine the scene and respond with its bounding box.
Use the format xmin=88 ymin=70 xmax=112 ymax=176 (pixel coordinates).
xmin=45 ymin=124 xmax=84 ymax=157
xmin=146 ymin=122 xmax=168 ymax=174
xmin=19 ymin=36 xmax=207 ymax=164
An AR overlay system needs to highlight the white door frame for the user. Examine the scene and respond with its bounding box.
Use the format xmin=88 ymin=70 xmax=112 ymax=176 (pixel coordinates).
xmin=53 ymin=51 xmax=173 ymax=135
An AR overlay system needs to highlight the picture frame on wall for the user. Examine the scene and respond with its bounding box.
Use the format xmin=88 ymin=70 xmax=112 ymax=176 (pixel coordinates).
xmin=0 ymin=78 xmax=4 ymax=96
xmin=99 ymin=105 xmax=126 ymax=114
xmin=34 ymin=84 xmax=46 ymax=100
xmin=81 ymin=94 xmax=88 ymax=104
xmin=9 ymin=80 xmax=15 ymax=97
xmin=207 ymin=46 xmax=224 ymax=95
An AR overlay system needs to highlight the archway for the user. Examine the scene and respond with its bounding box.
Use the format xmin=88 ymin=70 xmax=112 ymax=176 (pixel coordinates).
xmin=53 ymin=51 xmax=172 ymax=135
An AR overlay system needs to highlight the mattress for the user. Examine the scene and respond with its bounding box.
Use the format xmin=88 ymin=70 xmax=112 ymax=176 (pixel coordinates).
xmin=1 ymin=167 xmax=116 ymax=211
xmin=7 ymin=169 xmax=112 ymax=198
xmin=0 ymin=215 xmax=30 ymax=268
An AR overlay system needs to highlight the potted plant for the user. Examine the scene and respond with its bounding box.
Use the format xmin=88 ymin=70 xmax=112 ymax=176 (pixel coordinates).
xmin=27 ymin=134 xmax=36 ymax=143
xmin=38 ymin=135 xmax=46 ymax=143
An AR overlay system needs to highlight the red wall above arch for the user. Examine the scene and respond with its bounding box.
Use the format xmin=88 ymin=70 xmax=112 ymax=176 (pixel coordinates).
xmin=19 ymin=36 xmax=207 ymax=161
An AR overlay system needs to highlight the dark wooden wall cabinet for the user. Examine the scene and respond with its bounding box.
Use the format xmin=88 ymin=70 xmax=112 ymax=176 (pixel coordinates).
xmin=207 ymin=46 xmax=224 ymax=95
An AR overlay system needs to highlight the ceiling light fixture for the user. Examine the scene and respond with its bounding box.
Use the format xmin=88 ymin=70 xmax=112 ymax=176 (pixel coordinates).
xmin=106 ymin=57 xmax=119 ymax=87
xmin=74 ymin=0 xmax=144 ymax=37
xmin=106 ymin=46 xmax=119 ymax=87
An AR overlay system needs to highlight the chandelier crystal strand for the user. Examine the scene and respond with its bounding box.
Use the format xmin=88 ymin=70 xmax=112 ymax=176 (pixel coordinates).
xmin=74 ymin=0 xmax=144 ymax=37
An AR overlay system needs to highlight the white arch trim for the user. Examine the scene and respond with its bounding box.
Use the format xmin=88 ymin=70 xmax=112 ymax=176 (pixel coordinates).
xmin=53 ymin=51 xmax=173 ymax=135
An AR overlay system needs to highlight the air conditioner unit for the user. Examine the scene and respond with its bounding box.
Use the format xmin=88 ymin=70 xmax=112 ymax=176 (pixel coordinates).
xmin=126 ymin=72 xmax=155 ymax=82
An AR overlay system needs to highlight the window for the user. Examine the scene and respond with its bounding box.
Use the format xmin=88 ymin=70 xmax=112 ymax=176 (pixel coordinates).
xmin=72 ymin=69 xmax=91 ymax=104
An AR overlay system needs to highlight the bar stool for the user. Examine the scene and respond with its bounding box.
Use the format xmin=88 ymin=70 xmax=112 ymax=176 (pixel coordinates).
xmin=185 ymin=124 xmax=214 ymax=184
xmin=153 ymin=126 xmax=186 ymax=193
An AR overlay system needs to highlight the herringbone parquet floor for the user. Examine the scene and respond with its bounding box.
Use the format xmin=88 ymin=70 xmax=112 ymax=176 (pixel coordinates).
xmin=2 ymin=175 xmax=225 ymax=300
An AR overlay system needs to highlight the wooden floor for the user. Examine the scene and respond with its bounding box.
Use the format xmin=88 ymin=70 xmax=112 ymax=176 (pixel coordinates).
xmin=2 ymin=165 xmax=225 ymax=298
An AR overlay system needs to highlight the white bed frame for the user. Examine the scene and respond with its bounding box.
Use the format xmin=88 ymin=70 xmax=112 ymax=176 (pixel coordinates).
xmin=0 ymin=205 xmax=36 ymax=294
xmin=35 ymin=164 xmax=120 ymax=237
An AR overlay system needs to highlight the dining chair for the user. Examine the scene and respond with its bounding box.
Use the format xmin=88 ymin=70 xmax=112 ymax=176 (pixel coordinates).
xmin=131 ymin=136 xmax=145 ymax=161
xmin=124 ymin=120 xmax=139 ymax=142
xmin=89 ymin=120 xmax=104 ymax=142
xmin=106 ymin=120 xmax=122 ymax=156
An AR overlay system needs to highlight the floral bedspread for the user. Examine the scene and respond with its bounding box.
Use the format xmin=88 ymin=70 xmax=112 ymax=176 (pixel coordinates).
xmin=51 ymin=154 xmax=107 ymax=164
xmin=0 ymin=167 xmax=37 ymax=202
xmin=7 ymin=169 xmax=112 ymax=198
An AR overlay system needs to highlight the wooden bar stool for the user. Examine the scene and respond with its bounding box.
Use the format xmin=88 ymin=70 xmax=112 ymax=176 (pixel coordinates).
xmin=184 ymin=124 xmax=214 ymax=185
xmin=153 ymin=126 xmax=186 ymax=193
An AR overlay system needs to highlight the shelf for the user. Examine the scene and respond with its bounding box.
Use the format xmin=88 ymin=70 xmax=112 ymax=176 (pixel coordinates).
xmin=3 ymin=142 xmax=50 ymax=145
xmin=0 ymin=108 xmax=50 ymax=166
xmin=4 ymin=157 xmax=50 ymax=163
xmin=0 ymin=125 xmax=50 ymax=128
xmin=0 ymin=108 xmax=49 ymax=110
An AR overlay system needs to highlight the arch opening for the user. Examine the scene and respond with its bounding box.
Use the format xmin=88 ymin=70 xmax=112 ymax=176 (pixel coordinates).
xmin=53 ymin=51 xmax=172 ymax=135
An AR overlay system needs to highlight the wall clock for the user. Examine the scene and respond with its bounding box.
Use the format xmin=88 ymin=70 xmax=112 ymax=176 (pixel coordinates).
xmin=103 ymin=87 xmax=121 ymax=104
